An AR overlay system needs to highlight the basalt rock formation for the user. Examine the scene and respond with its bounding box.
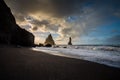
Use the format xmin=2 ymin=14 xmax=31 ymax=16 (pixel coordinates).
xmin=44 ymin=34 xmax=55 ymax=47
xmin=0 ymin=0 xmax=34 ymax=46
xmin=11 ymin=26 xmax=34 ymax=46
xmin=68 ymin=37 xmax=72 ymax=45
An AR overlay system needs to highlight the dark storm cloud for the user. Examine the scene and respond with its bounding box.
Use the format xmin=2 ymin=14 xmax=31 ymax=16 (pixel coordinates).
xmin=5 ymin=0 xmax=85 ymax=17
xmin=32 ymin=26 xmax=38 ymax=31
xmin=5 ymin=0 xmax=120 ymax=23
xmin=14 ymin=13 xmax=26 ymax=22
xmin=49 ymin=0 xmax=85 ymax=17
xmin=4 ymin=0 xmax=120 ymax=42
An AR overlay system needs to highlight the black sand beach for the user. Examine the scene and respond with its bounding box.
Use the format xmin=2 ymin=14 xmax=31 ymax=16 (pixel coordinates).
xmin=0 ymin=46 xmax=120 ymax=80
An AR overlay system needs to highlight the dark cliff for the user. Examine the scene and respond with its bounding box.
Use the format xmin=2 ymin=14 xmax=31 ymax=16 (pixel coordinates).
xmin=0 ymin=0 xmax=34 ymax=46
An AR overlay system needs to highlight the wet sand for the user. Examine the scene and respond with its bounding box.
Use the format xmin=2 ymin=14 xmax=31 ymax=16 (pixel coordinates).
xmin=0 ymin=46 xmax=120 ymax=80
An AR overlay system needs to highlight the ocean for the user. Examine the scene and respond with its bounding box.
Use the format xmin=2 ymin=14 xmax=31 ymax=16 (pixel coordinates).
xmin=32 ymin=45 xmax=120 ymax=68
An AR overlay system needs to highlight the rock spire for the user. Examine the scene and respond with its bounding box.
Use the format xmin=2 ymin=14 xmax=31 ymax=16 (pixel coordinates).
xmin=68 ymin=37 xmax=72 ymax=45
xmin=44 ymin=34 xmax=55 ymax=47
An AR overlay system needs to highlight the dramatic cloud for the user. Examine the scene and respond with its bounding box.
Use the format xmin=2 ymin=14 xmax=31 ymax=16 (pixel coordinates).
xmin=5 ymin=0 xmax=85 ymax=17
xmin=4 ymin=0 xmax=120 ymax=44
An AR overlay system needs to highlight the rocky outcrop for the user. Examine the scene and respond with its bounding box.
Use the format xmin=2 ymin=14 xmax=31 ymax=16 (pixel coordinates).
xmin=0 ymin=0 xmax=15 ymax=44
xmin=11 ymin=26 xmax=34 ymax=46
xmin=44 ymin=34 xmax=55 ymax=47
xmin=0 ymin=0 xmax=34 ymax=46
xmin=68 ymin=37 xmax=72 ymax=45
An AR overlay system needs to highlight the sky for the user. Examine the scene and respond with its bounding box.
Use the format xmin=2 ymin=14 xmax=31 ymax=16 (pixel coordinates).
xmin=4 ymin=0 xmax=120 ymax=45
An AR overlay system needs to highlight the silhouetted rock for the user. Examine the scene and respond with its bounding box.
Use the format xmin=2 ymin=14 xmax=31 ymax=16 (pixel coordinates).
xmin=0 ymin=0 xmax=15 ymax=44
xmin=45 ymin=44 xmax=52 ymax=47
xmin=38 ymin=43 xmax=44 ymax=47
xmin=11 ymin=26 xmax=34 ymax=46
xmin=0 ymin=0 xmax=34 ymax=46
xmin=44 ymin=34 xmax=55 ymax=47
xmin=68 ymin=37 xmax=72 ymax=45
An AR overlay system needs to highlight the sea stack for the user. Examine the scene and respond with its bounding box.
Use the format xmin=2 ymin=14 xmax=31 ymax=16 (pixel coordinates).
xmin=68 ymin=37 xmax=72 ymax=45
xmin=44 ymin=34 xmax=55 ymax=47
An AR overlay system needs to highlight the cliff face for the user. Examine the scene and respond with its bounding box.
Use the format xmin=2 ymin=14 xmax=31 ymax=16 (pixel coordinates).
xmin=11 ymin=26 xmax=34 ymax=46
xmin=0 ymin=0 xmax=15 ymax=44
xmin=0 ymin=0 xmax=34 ymax=46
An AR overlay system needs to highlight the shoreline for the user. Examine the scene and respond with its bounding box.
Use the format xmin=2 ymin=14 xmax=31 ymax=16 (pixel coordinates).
xmin=0 ymin=47 xmax=120 ymax=80
xmin=33 ymin=47 xmax=120 ymax=68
